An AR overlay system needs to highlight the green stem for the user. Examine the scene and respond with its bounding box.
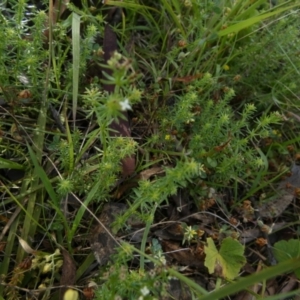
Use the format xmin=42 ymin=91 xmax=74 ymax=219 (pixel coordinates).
xmin=140 ymin=204 xmax=157 ymax=271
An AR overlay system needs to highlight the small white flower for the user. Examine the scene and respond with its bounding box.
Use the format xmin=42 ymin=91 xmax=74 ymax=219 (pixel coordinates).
xmin=120 ymin=98 xmax=132 ymax=111
xmin=140 ymin=286 xmax=150 ymax=296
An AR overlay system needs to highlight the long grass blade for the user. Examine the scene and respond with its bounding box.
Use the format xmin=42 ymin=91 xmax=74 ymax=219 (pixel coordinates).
xmin=218 ymin=4 xmax=300 ymax=37
xmin=200 ymin=258 xmax=300 ymax=300
xmin=72 ymin=12 xmax=80 ymax=129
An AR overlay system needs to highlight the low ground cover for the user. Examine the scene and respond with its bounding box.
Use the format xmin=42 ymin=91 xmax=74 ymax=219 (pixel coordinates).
xmin=1 ymin=0 xmax=300 ymax=299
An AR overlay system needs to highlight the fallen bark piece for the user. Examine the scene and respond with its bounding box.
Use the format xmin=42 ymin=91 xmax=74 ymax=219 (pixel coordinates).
xmin=90 ymin=203 xmax=127 ymax=265
xmin=60 ymin=249 xmax=77 ymax=300
xmin=258 ymin=164 xmax=300 ymax=218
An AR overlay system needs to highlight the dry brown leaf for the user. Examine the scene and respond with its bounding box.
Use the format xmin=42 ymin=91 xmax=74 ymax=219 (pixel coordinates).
xmin=18 ymin=256 xmax=32 ymax=270
xmin=0 ymin=215 xmax=9 ymax=224
xmin=258 ymin=164 xmax=300 ymax=218
xmin=82 ymin=286 xmax=95 ymax=300
xmin=155 ymin=223 xmax=184 ymax=241
xmin=280 ymin=274 xmax=299 ymax=293
xmin=18 ymin=236 xmax=35 ymax=254
xmin=257 ymin=193 xmax=294 ymax=218
xmin=0 ymin=241 xmax=6 ymax=251
xmin=161 ymin=240 xmax=204 ymax=268
xmin=114 ymin=166 xmax=165 ymax=198
xmin=173 ymin=73 xmax=203 ymax=84
xmin=18 ymin=89 xmax=32 ymax=99
xmin=138 ymin=166 xmax=165 ymax=180
xmin=255 ymin=238 xmax=268 ymax=247
xmin=90 ymin=203 xmax=127 ymax=265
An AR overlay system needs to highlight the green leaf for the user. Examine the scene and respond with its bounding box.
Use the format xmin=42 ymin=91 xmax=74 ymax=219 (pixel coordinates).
xmin=274 ymin=239 xmax=300 ymax=261
xmin=0 ymin=157 xmax=25 ymax=170
xmin=27 ymin=143 xmax=68 ymax=232
xmin=204 ymin=237 xmax=246 ymax=279
xmin=274 ymin=239 xmax=300 ymax=279
xmin=217 ymin=4 xmax=300 ymax=38
xmin=27 ymin=144 xmax=59 ymax=207
xmin=207 ymin=157 xmax=217 ymax=168
xmin=204 ymin=237 xmax=219 ymax=274
xmin=72 ymin=12 xmax=80 ymax=126
xmin=200 ymin=258 xmax=300 ymax=300
xmin=212 ymin=6 xmax=222 ymax=14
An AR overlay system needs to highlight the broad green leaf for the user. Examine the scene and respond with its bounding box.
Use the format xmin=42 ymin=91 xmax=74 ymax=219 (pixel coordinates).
xmin=219 ymin=237 xmax=246 ymax=279
xmin=274 ymin=239 xmax=300 ymax=279
xmin=274 ymin=239 xmax=300 ymax=261
xmin=204 ymin=237 xmax=219 ymax=275
xmin=204 ymin=237 xmax=246 ymax=279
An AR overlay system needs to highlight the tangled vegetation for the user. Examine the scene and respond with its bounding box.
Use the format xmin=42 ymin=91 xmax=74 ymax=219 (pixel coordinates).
xmin=1 ymin=0 xmax=300 ymax=299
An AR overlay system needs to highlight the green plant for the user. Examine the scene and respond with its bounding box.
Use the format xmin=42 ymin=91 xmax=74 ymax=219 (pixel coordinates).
xmin=228 ymin=7 xmax=300 ymax=111
xmin=204 ymin=237 xmax=246 ymax=280
xmin=274 ymin=239 xmax=300 ymax=279
xmin=160 ymin=76 xmax=282 ymax=184
xmin=95 ymin=262 xmax=170 ymax=299
xmin=1 ymin=0 xmax=300 ymax=299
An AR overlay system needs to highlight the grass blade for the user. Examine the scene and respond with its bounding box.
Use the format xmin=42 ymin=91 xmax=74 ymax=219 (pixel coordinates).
xmin=200 ymin=258 xmax=300 ymax=300
xmin=217 ymin=4 xmax=300 ymax=37
xmin=72 ymin=12 xmax=80 ymax=129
